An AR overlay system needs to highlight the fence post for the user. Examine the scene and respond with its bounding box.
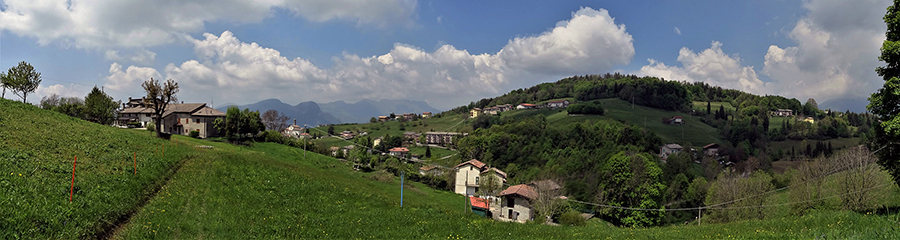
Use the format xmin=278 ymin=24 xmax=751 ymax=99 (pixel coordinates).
xmin=133 ymin=152 xmax=137 ymax=175
xmin=70 ymin=156 xmax=76 ymax=202
xmin=400 ymin=171 xmax=404 ymax=208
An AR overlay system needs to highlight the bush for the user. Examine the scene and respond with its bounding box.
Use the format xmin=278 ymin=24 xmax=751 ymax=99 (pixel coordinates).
xmin=146 ymin=122 xmax=155 ymax=132
xmin=567 ymin=101 xmax=605 ymax=115
xmin=189 ymin=130 xmax=200 ymax=138
xmin=558 ymin=210 xmax=586 ymax=226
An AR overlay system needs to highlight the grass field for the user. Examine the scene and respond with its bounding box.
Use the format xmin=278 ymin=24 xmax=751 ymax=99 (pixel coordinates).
xmin=692 ymin=101 xmax=736 ymax=113
xmin=4 ymin=98 xmax=900 ymax=238
xmin=768 ymin=137 xmax=862 ymax=160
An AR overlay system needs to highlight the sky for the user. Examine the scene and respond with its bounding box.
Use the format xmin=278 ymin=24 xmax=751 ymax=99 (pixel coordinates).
xmin=0 ymin=0 xmax=891 ymax=111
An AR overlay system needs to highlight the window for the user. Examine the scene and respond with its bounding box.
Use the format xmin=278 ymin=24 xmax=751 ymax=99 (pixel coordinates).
xmin=507 ymin=197 xmax=514 ymax=208
xmin=195 ymin=118 xmax=200 ymax=124
xmin=475 ymin=177 xmax=479 ymax=184
xmin=177 ymin=118 xmax=180 ymax=124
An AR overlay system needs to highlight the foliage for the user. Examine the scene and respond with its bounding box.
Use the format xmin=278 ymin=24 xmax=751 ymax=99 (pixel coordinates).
xmin=146 ymin=122 xmax=155 ymax=132
xmin=869 ymin=0 xmax=900 ymax=187
xmin=705 ymin=171 xmax=775 ymax=223
xmin=3 ymin=61 xmax=42 ymax=103
xmin=595 ymin=152 xmax=665 ymax=227
xmin=566 ymin=100 xmax=605 ymax=115
xmin=216 ymin=106 xmax=264 ymax=142
xmin=558 ymin=209 xmax=587 ymax=226
xmin=40 ymin=94 xmax=85 ymax=119
xmin=189 ymin=130 xmax=200 ymax=138
xmin=142 ymin=78 xmax=179 ymax=138
xmin=83 ymin=86 xmax=118 ymax=125
xmin=261 ymin=109 xmax=289 ymax=131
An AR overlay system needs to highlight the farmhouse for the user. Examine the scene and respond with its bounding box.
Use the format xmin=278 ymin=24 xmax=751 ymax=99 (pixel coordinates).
xmin=378 ymin=116 xmax=390 ymax=122
xmin=497 ymin=104 xmax=514 ymax=112
xmin=703 ymin=143 xmax=720 ymax=156
xmin=470 ymin=108 xmax=482 ymax=118
xmin=118 ymin=106 xmax=155 ymax=127
xmin=341 ymin=131 xmax=355 ymax=139
xmin=422 ymin=112 xmax=432 ymax=118
xmin=389 ymin=147 xmax=410 ymax=158
xmin=425 ymin=132 xmax=468 ymax=146
xmin=499 ymin=184 xmax=537 ymax=223
xmin=666 ymin=116 xmax=684 ymax=125
xmin=547 ymin=100 xmax=570 ymax=108
xmin=159 ymin=103 xmax=225 ymax=138
xmin=659 ymin=143 xmax=683 ymax=160
xmin=771 ymin=109 xmax=794 ymax=117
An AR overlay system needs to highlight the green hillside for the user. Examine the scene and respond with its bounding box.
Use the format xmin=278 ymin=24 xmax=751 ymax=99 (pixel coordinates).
xmin=3 ymin=99 xmax=900 ymax=238
xmin=501 ymin=98 xmax=725 ymax=147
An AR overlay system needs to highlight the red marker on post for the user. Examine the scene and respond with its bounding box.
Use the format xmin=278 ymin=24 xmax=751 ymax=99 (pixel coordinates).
xmin=70 ymin=156 xmax=76 ymax=202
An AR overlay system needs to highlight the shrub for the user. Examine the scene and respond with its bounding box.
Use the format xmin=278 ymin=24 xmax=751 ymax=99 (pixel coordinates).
xmin=567 ymin=101 xmax=605 ymax=115
xmin=558 ymin=209 xmax=586 ymax=226
xmin=189 ymin=130 xmax=200 ymax=138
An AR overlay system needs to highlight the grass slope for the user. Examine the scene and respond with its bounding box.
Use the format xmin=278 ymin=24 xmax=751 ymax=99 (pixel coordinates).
xmin=0 ymin=99 xmax=196 ymax=239
xmin=312 ymin=114 xmax=470 ymax=148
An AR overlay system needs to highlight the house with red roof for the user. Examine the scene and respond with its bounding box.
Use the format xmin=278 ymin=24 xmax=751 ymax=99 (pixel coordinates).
xmin=499 ymin=184 xmax=537 ymax=223
xmin=469 ymin=196 xmax=491 ymax=218
xmin=516 ymin=103 xmax=537 ymax=110
xmin=453 ymin=159 xmax=507 ymax=196
xmin=389 ymin=147 xmax=410 ymax=158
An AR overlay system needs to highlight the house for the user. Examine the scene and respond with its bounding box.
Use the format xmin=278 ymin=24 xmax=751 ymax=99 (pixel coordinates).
xmin=422 ymin=112 xmax=433 ymax=118
xmin=499 ymin=184 xmax=537 ymax=223
xmin=402 ymin=113 xmax=416 ymax=121
xmin=329 ymin=146 xmax=341 ymax=157
xmin=118 ymin=106 xmax=155 ymax=127
xmin=341 ymin=131 xmax=355 ymax=139
xmin=425 ymin=132 xmax=468 ymax=146
xmin=454 ymin=159 xmax=487 ymax=195
xmin=283 ymin=119 xmax=304 ymax=138
xmin=547 ymin=100 xmax=570 ymax=108
xmin=666 ymin=116 xmax=684 ymax=125
xmin=470 ymin=108 xmax=482 ymax=118
xmin=516 ymin=103 xmax=537 ymax=110
xmin=470 ymin=196 xmax=491 ymax=218
xmin=389 ymin=147 xmax=410 ymax=158
xmin=771 ymin=109 xmax=793 ymax=117
xmin=373 ymin=137 xmax=383 ymax=147
xmin=299 ymin=132 xmax=311 ymax=139
xmin=497 ymin=104 xmax=514 ymax=112
xmin=703 ymin=143 xmax=720 ymax=156
xmin=804 ymin=117 xmax=815 ymax=123
xmin=659 ymin=143 xmax=683 ymax=160
xmin=378 ymin=116 xmax=390 ymax=122
xmin=403 ymin=131 xmax=421 ymax=142
xmin=159 ymin=103 xmax=226 ymax=138
xmin=419 ymin=165 xmax=443 ymax=176
xmin=124 ymin=97 xmax=147 ymax=108
xmin=341 ymin=145 xmax=355 ymax=156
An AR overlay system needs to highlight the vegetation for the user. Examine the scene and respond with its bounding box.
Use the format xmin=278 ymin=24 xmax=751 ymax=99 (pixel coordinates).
xmin=261 ymin=109 xmax=289 ymax=131
xmin=214 ymin=106 xmax=264 ymax=142
xmin=3 ymin=61 xmax=42 ymax=103
xmin=83 ymin=86 xmax=119 ymax=125
xmin=869 ymin=0 xmax=900 ymax=186
xmin=142 ymin=78 xmax=179 ymax=138
xmin=566 ymin=100 xmax=605 ymax=115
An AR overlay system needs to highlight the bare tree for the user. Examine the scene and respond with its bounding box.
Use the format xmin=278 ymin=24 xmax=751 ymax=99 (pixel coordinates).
xmin=142 ymin=78 xmax=179 ymax=138
xmin=832 ymin=146 xmax=885 ymax=211
xmin=530 ymin=179 xmax=565 ymax=224
xmin=261 ymin=109 xmax=289 ymax=131
xmin=476 ymin=170 xmax=503 ymax=197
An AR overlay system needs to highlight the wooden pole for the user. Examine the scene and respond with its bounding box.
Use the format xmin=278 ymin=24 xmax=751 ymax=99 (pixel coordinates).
xmin=133 ymin=152 xmax=137 ymax=175
xmin=70 ymin=156 xmax=76 ymax=202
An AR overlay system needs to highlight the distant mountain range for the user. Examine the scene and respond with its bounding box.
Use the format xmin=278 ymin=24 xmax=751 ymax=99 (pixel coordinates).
xmin=216 ymin=99 xmax=440 ymax=126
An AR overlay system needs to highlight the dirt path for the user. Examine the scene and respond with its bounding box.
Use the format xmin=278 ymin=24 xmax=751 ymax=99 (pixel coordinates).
xmin=98 ymin=157 xmax=190 ymax=239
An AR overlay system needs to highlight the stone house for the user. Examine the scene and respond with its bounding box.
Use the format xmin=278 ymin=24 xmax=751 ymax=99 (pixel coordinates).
xmin=499 ymin=184 xmax=537 ymax=223
xmin=160 ymin=103 xmax=225 ymax=138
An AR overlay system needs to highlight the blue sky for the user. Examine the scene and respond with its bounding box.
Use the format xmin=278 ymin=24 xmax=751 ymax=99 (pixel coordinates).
xmin=0 ymin=0 xmax=890 ymax=111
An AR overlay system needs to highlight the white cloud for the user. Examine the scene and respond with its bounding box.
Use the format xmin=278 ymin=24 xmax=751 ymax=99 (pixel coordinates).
xmin=136 ymin=7 xmax=633 ymax=109
xmin=674 ymin=27 xmax=681 ymax=35
xmin=104 ymin=49 xmax=156 ymax=65
xmin=499 ymin=7 xmax=634 ymax=75
xmin=33 ymin=84 xmax=88 ymax=103
xmin=763 ymin=0 xmax=889 ymax=104
xmin=103 ymin=62 xmax=162 ymax=93
xmin=0 ymin=0 xmax=418 ymax=49
xmin=637 ymin=41 xmax=766 ymax=93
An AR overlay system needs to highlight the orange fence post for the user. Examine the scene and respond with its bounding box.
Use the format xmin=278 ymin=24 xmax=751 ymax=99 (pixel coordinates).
xmin=133 ymin=152 xmax=137 ymax=175
xmin=70 ymin=156 xmax=76 ymax=202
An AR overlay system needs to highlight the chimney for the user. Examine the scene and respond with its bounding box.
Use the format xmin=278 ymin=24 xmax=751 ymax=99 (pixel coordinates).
xmin=294 ymin=119 xmax=296 ymax=125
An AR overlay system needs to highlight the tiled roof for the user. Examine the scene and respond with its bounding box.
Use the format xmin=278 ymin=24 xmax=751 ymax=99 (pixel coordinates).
xmin=664 ymin=143 xmax=683 ymax=149
xmin=192 ymin=106 xmax=226 ymax=117
xmin=703 ymin=143 xmax=719 ymax=149
xmin=500 ymin=184 xmax=537 ymax=200
xmin=455 ymin=159 xmax=486 ymax=169
xmin=420 ymin=165 xmax=437 ymax=171
xmin=481 ymin=167 xmax=507 ymax=179
xmin=469 ymin=196 xmax=489 ymax=209
xmin=519 ymin=103 xmax=536 ymax=107
xmin=389 ymin=147 xmax=409 ymax=152
xmin=161 ymin=103 xmax=206 ymax=118
xmin=120 ymin=107 xmax=154 ymax=114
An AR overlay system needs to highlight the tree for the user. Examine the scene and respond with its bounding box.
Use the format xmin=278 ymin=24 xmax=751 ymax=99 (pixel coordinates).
xmin=370 ymin=117 xmax=377 ymax=123
xmin=869 ymin=0 xmax=900 ymax=186
xmin=142 ymin=78 xmax=179 ymax=138
xmin=84 ymin=86 xmax=119 ymax=125
xmin=425 ymin=146 xmax=432 ymax=158
xmin=5 ymin=61 xmax=42 ymax=103
xmin=215 ymin=106 xmax=264 ymax=142
xmin=707 ymin=101 xmax=712 ymax=115
xmin=327 ymin=125 xmax=335 ymax=135
xmin=1 ymin=72 xmax=7 ymax=99
xmin=261 ymin=109 xmax=289 ymax=131
xmin=531 ymin=179 xmax=565 ymax=224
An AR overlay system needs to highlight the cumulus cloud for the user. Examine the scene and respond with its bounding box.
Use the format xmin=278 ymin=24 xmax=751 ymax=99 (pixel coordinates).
xmin=103 ymin=62 xmax=162 ymax=93
xmin=135 ymin=7 xmax=634 ymax=109
xmin=499 ymin=7 xmax=634 ymax=75
xmin=762 ymin=0 xmax=888 ymax=104
xmin=0 ymin=0 xmax=418 ymax=49
xmin=637 ymin=41 xmax=766 ymax=93
xmin=104 ymin=49 xmax=157 ymax=65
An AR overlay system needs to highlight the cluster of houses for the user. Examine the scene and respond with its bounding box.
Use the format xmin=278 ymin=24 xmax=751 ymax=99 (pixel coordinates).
xmin=417 ymin=159 xmax=564 ymax=223
xmin=470 ymin=100 xmax=571 ymax=118
xmin=118 ymin=97 xmax=226 ymax=138
xmin=659 ymin=143 xmax=721 ymax=161
xmin=377 ymin=112 xmax=433 ymax=122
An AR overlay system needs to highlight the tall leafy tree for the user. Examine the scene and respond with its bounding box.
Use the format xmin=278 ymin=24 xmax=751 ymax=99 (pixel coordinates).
xmin=84 ymin=86 xmax=119 ymax=125
xmin=869 ymin=0 xmax=900 ymax=186
xmin=142 ymin=78 xmax=179 ymax=138
xmin=5 ymin=61 xmax=42 ymax=103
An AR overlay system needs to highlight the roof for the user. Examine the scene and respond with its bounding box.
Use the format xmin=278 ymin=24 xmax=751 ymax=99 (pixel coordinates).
xmin=300 ymin=133 xmax=310 ymax=136
xmin=519 ymin=103 xmax=537 ymax=107
xmin=529 ymin=179 xmax=561 ymax=191
xmin=420 ymin=165 xmax=437 ymax=171
xmin=192 ymin=106 xmax=226 ymax=117
xmin=663 ymin=143 xmax=683 ymax=149
xmin=389 ymin=147 xmax=409 ymax=152
xmin=703 ymin=143 xmax=720 ymax=149
xmin=329 ymin=146 xmax=340 ymax=151
xmin=161 ymin=103 xmax=206 ymax=118
xmin=422 ymin=112 xmax=432 ymax=114
xmin=455 ymin=159 xmax=486 ymax=169
xmin=500 ymin=184 xmax=537 ymax=200
xmin=469 ymin=196 xmax=489 ymax=209
xmin=120 ymin=107 xmax=155 ymax=114
xmin=481 ymin=167 xmax=507 ymax=179
xmin=425 ymin=131 xmax=466 ymax=135
xmin=672 ymin=116 xmax=683 ymax=119
xmin=549 ymin=100 xmax=569 ymax=103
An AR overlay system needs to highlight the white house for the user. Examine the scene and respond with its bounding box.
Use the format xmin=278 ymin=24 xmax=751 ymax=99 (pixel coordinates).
xmin=659 ymin=143 xmax=683 ymax=160
xmin=499 ymin=184 xmax=537 ymax=223
xmin=516 ymin=103 xmax=537 ymax=110
xmin=454 ymin=159 xmax=486 ymax=195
